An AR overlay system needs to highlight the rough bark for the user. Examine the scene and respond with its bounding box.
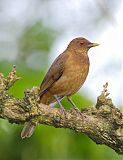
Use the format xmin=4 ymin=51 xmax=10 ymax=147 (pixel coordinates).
xmin=0 ymin=66 xmax=123 ymax=154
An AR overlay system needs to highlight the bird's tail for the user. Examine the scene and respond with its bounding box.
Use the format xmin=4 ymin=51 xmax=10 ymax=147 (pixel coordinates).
xmin=21 ymin=122 xmax=36 ymax=139
xmin=21 ymin=93 xmax=51 ymax=139
xmin=21 ymin=92 xmax=62 ymax=139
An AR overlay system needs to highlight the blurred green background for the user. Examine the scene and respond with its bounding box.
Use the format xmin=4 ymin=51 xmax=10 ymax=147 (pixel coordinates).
xmin=0 ymin=0 xmax=122 ymax=160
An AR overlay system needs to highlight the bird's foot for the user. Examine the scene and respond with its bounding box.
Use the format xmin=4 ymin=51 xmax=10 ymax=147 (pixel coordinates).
xmin=73 ymin=106 xmax=82 ymax=114
xmin=67 ymin=96 xmax=81 ymax=114
xmin=54 ymin=95 xmax=66 ymax=115
xmin=73 ymin=106 xmax=79 ymax=111
xmin=60 ymin=106 xmax=66 ymax=116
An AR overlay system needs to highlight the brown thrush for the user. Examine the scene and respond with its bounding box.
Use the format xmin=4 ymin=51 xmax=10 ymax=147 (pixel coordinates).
xmin=21 ymin=37 xmax=99 ymax=138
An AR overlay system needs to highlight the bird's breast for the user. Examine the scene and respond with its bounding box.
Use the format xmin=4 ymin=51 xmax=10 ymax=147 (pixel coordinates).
xmin=62 ymin=63 xmax=89 ymax=95
xmin=50 ymin=54 xmax=89 ymax=96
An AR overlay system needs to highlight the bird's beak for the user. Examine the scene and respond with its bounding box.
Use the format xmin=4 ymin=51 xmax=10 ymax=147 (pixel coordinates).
xmin=87 ymin=43 xmax=99 ymax=48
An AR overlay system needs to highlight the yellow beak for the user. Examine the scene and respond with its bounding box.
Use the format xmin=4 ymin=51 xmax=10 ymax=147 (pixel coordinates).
xmin=87 ymin=43 xmax=99 ymax=48
xmin=90 ymin=43 xmax=99 ymax=47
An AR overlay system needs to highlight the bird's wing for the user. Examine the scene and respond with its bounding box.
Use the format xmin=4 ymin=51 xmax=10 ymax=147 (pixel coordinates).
xmin=39 ymin=52 xmax=68 ymax=96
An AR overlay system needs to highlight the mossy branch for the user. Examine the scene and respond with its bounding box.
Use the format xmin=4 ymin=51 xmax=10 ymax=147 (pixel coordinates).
xmin=0 ymin=66 xmax=123 ymax=154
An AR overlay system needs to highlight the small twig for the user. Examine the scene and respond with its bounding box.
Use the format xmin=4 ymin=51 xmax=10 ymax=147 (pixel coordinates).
xmin=5 ymin=65 xmax=21 ymax=90
xmin=102 ymin=82 xmax=110 ymax=97
xmin=96 ymin=82 xmax=113 ymax=109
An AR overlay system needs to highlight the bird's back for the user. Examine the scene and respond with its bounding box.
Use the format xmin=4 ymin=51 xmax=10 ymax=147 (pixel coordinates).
xmin=39 ymin=51 xmax=69 ymax=105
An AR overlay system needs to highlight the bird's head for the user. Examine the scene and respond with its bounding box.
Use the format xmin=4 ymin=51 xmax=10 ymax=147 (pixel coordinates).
xmin=67 ymin=37 xmax=99 ymax=53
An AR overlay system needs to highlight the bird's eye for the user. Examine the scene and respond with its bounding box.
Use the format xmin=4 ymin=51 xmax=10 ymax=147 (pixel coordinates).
xmin=80 ymin=42 xmax=84 ymax=45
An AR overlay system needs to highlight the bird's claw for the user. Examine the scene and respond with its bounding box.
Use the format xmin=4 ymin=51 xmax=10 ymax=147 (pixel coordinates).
xmin=60 ymin=106 xmax=66 ymax=115
xmin=73 ymin=107 xmax=82 ymax=114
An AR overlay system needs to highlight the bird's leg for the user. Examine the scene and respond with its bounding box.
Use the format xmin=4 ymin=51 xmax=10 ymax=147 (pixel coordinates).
xmin=67 ymin=96 xmax=80 ymax=112
xmin=54 ymin=95 xmax=65 ymax=111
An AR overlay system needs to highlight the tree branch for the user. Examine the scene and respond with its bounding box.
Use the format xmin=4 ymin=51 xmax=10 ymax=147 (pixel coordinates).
xmin=0 ymin=66 xmax=123 ymax=154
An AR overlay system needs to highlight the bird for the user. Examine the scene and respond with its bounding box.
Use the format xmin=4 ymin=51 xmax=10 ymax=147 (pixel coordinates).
xmin=21 ymin=37 xmax=99 ymax=139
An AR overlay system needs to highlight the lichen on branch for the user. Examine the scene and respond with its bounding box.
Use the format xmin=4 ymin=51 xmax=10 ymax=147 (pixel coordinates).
xmin=0 ymin=66 xmax=123 ymax=154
